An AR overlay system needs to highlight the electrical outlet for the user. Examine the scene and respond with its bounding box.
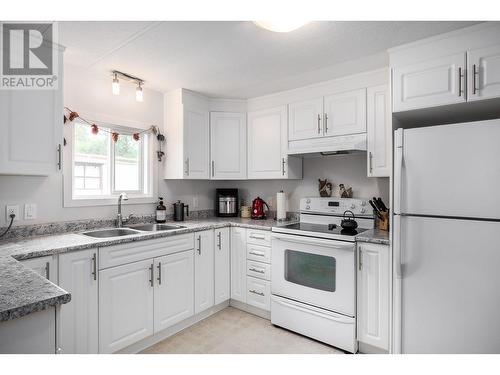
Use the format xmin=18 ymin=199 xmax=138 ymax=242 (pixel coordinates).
xmin=6 ymin=205 xmax=19 ymax=221
xmin=24 ymin=203 xmax=37 ymax=220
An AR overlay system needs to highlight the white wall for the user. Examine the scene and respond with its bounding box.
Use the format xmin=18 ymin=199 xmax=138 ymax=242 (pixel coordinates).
xmin=215 ymin=153 xmax=389 ymax=213
xmin=0 ymin=64 xmax=164 ymax=227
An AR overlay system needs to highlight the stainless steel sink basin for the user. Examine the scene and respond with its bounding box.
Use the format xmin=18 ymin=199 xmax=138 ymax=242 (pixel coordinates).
xmin=82 ymin=228 xmax=140 ymax=238
xmin=127 ymin=223 xmax=185 ymax=231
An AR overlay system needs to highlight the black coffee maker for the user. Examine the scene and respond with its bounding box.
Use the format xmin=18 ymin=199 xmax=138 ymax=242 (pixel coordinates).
xmin=216 ymin=189 xmax=238 ymax=217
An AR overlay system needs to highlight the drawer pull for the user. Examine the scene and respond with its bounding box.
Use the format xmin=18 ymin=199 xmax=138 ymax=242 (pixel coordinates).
xmin=249 ymin=234 xmax=266 ymax=240
xmin=249 ymin=267 xmax=265 ymax=274
xmin=249 ymin=251 xmax=265 ymax=257
xmin=249 ymin=289 xmax=265 ymax=296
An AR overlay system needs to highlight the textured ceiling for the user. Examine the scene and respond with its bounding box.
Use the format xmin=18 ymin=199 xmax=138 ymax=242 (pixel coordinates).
xmin=59 ymin=21 xmax=480 ymax=98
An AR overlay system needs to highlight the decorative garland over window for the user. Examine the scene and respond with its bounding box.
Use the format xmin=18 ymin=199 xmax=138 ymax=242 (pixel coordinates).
xmin=64 ymin=107 xmax=166 ymax=161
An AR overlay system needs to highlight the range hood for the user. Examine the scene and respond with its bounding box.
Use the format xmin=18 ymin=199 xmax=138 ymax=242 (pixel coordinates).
xmin=287 ymin=133 xmax=367 ymax=157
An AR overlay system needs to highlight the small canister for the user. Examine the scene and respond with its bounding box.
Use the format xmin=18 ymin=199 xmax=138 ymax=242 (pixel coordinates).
xmin=240 ymin=206 xmax=251 ymax=218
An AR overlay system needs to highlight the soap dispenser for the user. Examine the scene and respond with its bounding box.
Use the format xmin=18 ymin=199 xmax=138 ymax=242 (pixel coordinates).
xmin=156 ymin=197 xmax=167 ymax=223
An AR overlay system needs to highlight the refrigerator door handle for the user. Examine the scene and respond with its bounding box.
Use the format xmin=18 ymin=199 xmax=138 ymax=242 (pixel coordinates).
xmin=394 ymin=129 xmax=404 ymax=215
xmin=393 ymin=214 xmax=402 ymax=279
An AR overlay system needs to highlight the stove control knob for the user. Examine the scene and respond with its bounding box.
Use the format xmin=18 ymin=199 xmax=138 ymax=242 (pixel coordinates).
xmin=306 ymin=198 xmax=311 ymax=204
xmin=360 ymin=208 xmax=366 ymax=214
xmin=350 ymin=204 xmax=356 ymax=209
xmin=306 ymin=205 xmax=311 ymax=210
xmin=361 ymin=201 xmax=366 ymax=206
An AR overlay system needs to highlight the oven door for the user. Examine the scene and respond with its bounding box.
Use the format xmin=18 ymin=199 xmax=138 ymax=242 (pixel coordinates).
xmin=271 ymin=233 xmax=355 ymax=316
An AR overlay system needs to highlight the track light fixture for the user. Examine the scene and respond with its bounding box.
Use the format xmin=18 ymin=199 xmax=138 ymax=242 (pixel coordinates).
xmin=111 ymin=70 xmax=145 ymax=102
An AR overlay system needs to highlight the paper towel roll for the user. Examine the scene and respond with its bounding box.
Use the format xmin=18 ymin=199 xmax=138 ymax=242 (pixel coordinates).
xmin=276 ymin=190 xmax=286 ymax=221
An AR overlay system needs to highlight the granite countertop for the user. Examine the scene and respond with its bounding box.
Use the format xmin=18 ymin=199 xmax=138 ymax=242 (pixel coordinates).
xmin=0 ymin=217 xmax=278 ymax=322
xmin=355 ymin=228 xmax=390 ymax=245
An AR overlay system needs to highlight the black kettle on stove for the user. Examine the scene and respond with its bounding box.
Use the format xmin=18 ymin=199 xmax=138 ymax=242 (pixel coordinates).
xmin=341 ymin=210 xmax=358 ymax=231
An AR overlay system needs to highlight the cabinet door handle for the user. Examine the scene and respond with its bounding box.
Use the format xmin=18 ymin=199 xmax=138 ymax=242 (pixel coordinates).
xmin=369 ymin=152 xmax=373 ymax=174
xmin=45 ymin=262 xmax=50 ymax=280
xmin=57 ymin=144 xmax=62 ymax=170
xmin=211 ymin=160 xmax=215 ymax=177
xmin=317 ymin=114 xmax=321 ymax=134
xmin=217 ymin=232 xmax=222 ymax=249
xmin=185 ymin=158 xmax=190 ymax=176
xmin=358 ymin=247 xmax=363 ymax=271
xmin=324 ymin=113 xmax=328 ymax=133
xmin=249 ymin=289 xmax=265 ymax=296
xmin=197 ymin=235 xmax=202 ymax=255
xmin=149 ymin=264 xmax=154 ymax=287
xmin=249 ymin=267 xmax=265 ymax=274
xmin=157 ymin=262 xmax=162 ymax=285
xmin=282 ymin=158 xmax=286 ymax=176
xmin=458 ymin=67 xmax=464 ymax=97
xmin=473 ymin=64 xmax=478 ymax=95
xmin=91 ymin=253 xmax=97 ymax=281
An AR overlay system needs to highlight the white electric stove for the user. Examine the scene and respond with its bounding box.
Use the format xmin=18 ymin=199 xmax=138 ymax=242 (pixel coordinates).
xmin=271 ymin=197 xmax=374 ymax=353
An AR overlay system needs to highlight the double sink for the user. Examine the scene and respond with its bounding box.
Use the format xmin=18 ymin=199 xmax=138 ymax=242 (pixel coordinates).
xmin=82 ymin=223 xmax=185 ymax=238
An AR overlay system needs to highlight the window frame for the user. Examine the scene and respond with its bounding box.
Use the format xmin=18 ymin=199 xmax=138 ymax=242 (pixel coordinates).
xmin=63 ymin=113 xmax=157 ymax=208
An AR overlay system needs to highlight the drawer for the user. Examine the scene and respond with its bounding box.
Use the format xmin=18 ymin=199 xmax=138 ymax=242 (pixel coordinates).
xmin=246 ymin=276 xmax=271 ymax=311
xmin=247 ymin=260 xmax=271 ymax=281
xmin=246 ymin=229 xmax=271 ymax=247
xmin=246 ymin=243 xmax=271 ymax=264
xmin=99 ymin=233 xmax=194 ymax=269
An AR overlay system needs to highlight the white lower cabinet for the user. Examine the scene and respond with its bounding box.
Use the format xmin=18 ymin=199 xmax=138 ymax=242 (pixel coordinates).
xmin=99 ymin=259 xmax=154 ymax=354
xmin=154 ymin=250 xmax=194 ymax=332
xmin=58 ymin=249 xmax=98 ymax=354
xmin=214 ymin=227 xmax=230 ymax=304
xmin=21 ymin=255 xmax=58 ymax=284
xmin=246 ymin=276 xmax=271 ymax=311
xmin=230 ymin=227 xmax=247 ymax=303
xmin=194 ymin=230 xmax=215 ymax=314
xmin=357 ymin=242 xmax=390 ymax=352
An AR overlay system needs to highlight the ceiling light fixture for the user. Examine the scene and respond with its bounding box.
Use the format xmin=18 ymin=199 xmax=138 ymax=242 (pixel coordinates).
xmin=254 ymin=21 xmax=309 ymax=33
xmin=136 ymin=81 xmax=144 ymax=102
xmin=110 ymin=70 xmax=145 ymax=102
xmin=111 ymin=73 xmax=120 ymax=95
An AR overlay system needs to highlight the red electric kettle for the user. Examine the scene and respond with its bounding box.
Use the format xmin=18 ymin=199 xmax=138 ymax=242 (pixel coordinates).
xmin=251 ymin=197 xmax=269 ymax=219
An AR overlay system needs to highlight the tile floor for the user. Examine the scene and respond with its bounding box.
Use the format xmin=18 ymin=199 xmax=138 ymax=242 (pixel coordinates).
xmin=141 ymin=307 xmax=344 ymax=354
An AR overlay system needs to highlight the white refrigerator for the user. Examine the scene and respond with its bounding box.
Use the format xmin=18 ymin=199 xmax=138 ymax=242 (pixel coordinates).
xmin=393 ymin=119 xmax=500 ymax=353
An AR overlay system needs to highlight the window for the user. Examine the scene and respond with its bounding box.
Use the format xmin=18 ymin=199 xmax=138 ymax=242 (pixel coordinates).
xmin=68 ymin=120 xmax=152 ymax=202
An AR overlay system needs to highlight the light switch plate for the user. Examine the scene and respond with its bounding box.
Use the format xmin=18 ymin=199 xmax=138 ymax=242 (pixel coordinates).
xmin=24 ymin=203 xmax=37 ymax=220
xmin=6 ymin=205 xmax=19 ymax=221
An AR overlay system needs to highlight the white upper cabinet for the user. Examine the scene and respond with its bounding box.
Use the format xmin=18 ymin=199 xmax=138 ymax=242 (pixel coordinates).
xmin=154 ymin=250 xmax=194 ymax=332
xmin=288 ymin=97 xmax=324 ymax=141
xmin=163 ymin=89 xmax=210 ymax=179
xmin=392 ymin=53 xmax=466 ymax=112
xmin=58 ymin=249 xmax=98 ymax=354
xmin=468 ymin=44 xmax=500 ymax=101
xmin=214 ymin=227 xmax=230 ymax=304
xmin=247 ymin=105 xmax=302 ymax=179
xmin=367 ymin=85 xmax=391 ymax=177
xmin=194 ymin=230 xmax=215 ymax=314
xmin=210 ymin=112 xmax=247 ymax=179
xmin=323 ymin=88 xmax=367 ymax=136
xmin=184 ymin=108 xmax=210 ymax=179
xmin=0 ymin=46 xmax=64 ymax=176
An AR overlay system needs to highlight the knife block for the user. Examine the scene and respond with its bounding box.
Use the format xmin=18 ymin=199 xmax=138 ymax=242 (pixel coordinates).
xmin=377 ymin=211 xmax=389 ymax=231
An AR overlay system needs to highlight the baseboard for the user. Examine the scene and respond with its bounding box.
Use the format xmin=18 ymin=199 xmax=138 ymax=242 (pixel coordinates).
xmin=229 ymin=299 xmax=271 ymax=320
xmin=117 ymin=300 xmax=230 ymax=354
xmin=358 ymin=341 xmax=388 ymax=354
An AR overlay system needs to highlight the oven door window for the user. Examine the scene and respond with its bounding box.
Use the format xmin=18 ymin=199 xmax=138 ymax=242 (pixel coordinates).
xmin=284 ymin=249 xmax=336 ymax=292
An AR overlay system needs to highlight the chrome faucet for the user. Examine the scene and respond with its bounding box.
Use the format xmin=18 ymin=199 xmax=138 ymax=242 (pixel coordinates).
xmin=116 ymin=193 xmax=132 ymax=228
